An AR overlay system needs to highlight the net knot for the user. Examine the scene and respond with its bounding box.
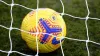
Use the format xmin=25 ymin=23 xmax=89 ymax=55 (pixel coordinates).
xmin=86 ymin=16 xmax=89 ymax=20
xmin=36 ymin=32 xmax=39 ymax=35
xmin=61 ymin=13 xmax=64 ymax=16
xmin=26 ymin=55 xmax=33 ymax=56
xmin=9 ymin=27 xmax=13 ymax=31
xmin=60 ymin=36 xmax=65 ymax=40
xmin=8 ymin=51 xmax=12 ymax=54
xmin=35 ymin=54 xmax=39 ymax=56
xmin=10 ymin=3 xmax=14 ymax=7
xmin=86 ymin=40 xmax=89 ymax=43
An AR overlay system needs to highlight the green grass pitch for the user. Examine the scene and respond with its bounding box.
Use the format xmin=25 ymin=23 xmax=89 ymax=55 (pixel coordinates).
xmin=0 ymin=0 xmax=100 ymax=56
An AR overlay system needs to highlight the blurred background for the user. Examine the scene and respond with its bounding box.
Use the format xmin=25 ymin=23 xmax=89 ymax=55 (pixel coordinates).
xmin=0 ymin=0 xmax=100 ymax=56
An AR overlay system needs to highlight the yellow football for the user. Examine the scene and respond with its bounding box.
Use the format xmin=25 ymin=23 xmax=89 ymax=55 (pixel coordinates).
xmin=21 ymin=8 xmax=66 ymax=53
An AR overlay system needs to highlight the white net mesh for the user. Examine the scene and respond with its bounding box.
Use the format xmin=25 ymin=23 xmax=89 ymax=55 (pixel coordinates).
xmin=0 ymin=0 xmax=100 ymax=56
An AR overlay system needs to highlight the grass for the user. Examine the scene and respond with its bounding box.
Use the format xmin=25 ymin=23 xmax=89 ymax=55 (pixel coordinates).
xmin=0 ymin=0 xmax=100 ymax=56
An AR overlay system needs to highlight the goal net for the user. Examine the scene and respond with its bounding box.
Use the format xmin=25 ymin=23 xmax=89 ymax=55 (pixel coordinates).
xmin=0 ymin=0 xmax=100 ymax=56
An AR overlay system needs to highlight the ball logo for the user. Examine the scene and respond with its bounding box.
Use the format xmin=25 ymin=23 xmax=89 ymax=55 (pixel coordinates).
xmin=29 ymin=18 xmax=64 ymax=45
